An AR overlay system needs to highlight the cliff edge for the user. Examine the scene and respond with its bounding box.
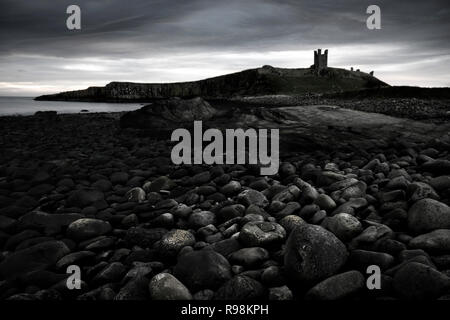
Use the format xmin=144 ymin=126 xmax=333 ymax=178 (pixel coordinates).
xmin=35 ymin=65 xmax=389 ymax=102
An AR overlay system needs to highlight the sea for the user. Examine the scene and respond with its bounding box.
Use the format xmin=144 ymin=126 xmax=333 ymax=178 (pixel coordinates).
xmin=0 ymin=96 xmax=143 ymax=116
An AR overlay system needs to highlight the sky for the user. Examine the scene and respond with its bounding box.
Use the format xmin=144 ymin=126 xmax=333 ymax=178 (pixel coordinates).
xmin=0 ymin=0 xmax=449 ymax=96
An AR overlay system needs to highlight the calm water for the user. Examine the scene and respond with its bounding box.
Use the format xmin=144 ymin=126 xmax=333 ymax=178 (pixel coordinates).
xmin=0 ymin=96 xmax=144 ymax=116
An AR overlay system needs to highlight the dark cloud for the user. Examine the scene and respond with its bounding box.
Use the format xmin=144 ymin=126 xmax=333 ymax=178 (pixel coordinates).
xmin=0 ymin=0 xmax=449 ymax=95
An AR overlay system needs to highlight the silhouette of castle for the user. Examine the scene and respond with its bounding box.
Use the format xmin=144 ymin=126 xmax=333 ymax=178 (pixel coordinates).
xmin=313 ymin=49 xmax=328 ymax=74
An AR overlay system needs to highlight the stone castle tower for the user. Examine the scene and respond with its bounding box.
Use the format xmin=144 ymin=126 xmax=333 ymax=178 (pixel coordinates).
xmin=313 ymin=49 xmax=328 ymax=74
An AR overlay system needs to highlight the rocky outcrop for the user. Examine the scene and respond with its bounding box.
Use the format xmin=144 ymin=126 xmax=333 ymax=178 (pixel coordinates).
xmin=119 ymin=97 xmax=219 ymax=131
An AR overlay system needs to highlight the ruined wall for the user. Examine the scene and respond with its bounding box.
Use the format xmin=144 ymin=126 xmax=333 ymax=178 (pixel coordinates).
xmin=314 ymin=49 xmax=328 ymax=73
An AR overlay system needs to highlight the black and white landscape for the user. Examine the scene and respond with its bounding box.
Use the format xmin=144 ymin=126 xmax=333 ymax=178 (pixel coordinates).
xmin=0 ymin=0 xmax=450 ymax=302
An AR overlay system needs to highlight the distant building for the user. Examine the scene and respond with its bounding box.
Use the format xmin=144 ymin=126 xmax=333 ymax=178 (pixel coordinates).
xmin=313 ymin=49 xmax=328 ymax=74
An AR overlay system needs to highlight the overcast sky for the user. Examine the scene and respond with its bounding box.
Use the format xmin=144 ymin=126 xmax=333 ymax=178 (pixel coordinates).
xmin=0 ymin=0 xmax=449 ymax=96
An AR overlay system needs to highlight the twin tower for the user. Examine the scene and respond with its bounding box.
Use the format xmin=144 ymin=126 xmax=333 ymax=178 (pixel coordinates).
xmin=313 ymin=49 xmax=328 ymax=74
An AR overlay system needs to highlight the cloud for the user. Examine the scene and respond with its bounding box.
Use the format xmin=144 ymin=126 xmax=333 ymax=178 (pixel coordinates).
xmin=0 ymin=0 xmax=449 ymax=95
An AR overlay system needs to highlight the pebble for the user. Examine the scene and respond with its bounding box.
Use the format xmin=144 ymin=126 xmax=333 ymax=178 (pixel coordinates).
xmin=66 ymin=189 xmax=104 ymax=208
xmin=323 ymin=213 xmax=363 ymax=241
xmin=174 ymin=250 xmax=231 ymax=291
xmin=157 ymin=229 xmax=195 ymax=258
xmin=66 ymin=218 xmax=112 ymax=241
xmin=238 ymin=221 xmax=286 ymax=247
xmin=409 ymin=229 xmax=450 ymax=252
xmin=149 ymin=273 xmax=192 ymax=300
xmin=269 ymin=285 xmax=293 ymax=300
xmin=407 ymin=198 xmax=450 ymax=234
xmin=125 ymin=187 xmax=146 ymax=203
xmin=214 ymin=275 xmax=266 ymax=300
xmin=393 ymin=262 xmax=450 ymax=299
xmin=188 ymin=211 xmax=216 ymax=229
xmin=237 ymin=189 xmax=268 ymax=208
xmin=228 ymin=247 xmax=269 ymax=268
xmin=305 ymin=270 xmax=365 ymax=300
xmin=0 ymin=241 xmax=70 ymax=279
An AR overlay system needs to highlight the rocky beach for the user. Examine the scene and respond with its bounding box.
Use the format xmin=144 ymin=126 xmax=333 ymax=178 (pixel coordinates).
xmin=1 ymin=97 xmax=450 ymax=301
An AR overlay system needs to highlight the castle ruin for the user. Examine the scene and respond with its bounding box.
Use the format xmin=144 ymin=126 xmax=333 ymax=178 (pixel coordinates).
xmin=313 ymin=49 xmax=328 ymax=74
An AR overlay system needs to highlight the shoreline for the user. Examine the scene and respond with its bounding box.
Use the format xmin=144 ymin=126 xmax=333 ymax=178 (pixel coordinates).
xmin=5 ymin=94 xmax=449 ymax=123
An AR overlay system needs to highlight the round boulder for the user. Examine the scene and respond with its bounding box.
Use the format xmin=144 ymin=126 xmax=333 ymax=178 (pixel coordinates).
xmin=149 ymin=273 xmax=192 ymax=300
xmin=238 ymin=221 xmax=286 ymax=247
xmin=174 ymin=250 xmax=231 ymax=291
xmin=157 ymin=229 xmax=195 ymax=258
xmin=407 ymin=198 xmax=450 ymax=234
xmin=324 ymin=213 xmax=363 ymax=241
xmin=284 ymin=224 xmax=348 ymax=284
xmin=66 ymin=218 xmax=112 ymax=241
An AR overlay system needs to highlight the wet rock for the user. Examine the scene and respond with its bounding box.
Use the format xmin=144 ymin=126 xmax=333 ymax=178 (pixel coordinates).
xmin=408 ymin=182 xmax=439 ymax=203
xmin=210 ymin=238 xmax=242 ymax=257
xmin=172 ymin=204 xmax=192 ymax=219
xmin=220 ymin=181 xmax=242 ymax=196
xmin=149 ymin=273 xmax=192 ymax=300
xmin=269 ymin=285 xmax=293 ymax=300
xmin=272 ymin=186 xmax=300 ymax=203
xmin=323 ymin=213 xmax=363 ymax=241
xmin=0 ymin=241 xmax=70 ymax=279
xmin=421 ymin=159 xmax=450 ymax=175
xmin=28 ymin=184 xmax=54 ymax=197
xmin=214 ymin=275 xmax=266 ymax=300
xmin=125 ymin=227 xmax=167 ymax=248
xmin=157 ymin=229 xmax=195 ymax=258
xmin=409 ymin=229 xmax=450 ymax=252
xmin=332 ymin=197 xmax=368 ymax=215
xmin=261 ymin=266 xmax=285 ymax=287
xmin=190 ymin=171 xmax=211 ymax=185
xmin=305 ymin=271 xmax=365 ymax=300
xmin=393 ymin=262 xmax=450 ymax=300
xmin=218 ymin=204 xmax=246 ymax=222
xmin=143 ymin=176 xmax=174 ymax=192
xmin=120 ymin=97 xmax=218 ymax=131
xmin=174 ymin=250 xmax=231 ymax=291
xmin=66 ymin=189 xmax=104 ymax=208
xmin=18 ymin=211 xmax=82 ymax=236
xmin=0 ymin=216 xmax=16 ymax=231
xmin=125 ymin=187 xmax=146 ymax=203
xmin=93 ymin=262 xmax=126 ymax=285
xmin=407 ymin=198 xmax=450 ymax=234
xmin=298 ymin=204 xmax=320 ymax=220
xmin=66 ymin=218 xmax=112 ymax=241
xmin=229 ymin=247 xmax=269 ymax=268
xmin=429 ymin=176 xmax=450 ymax=192
xmin=115 ymin=276 xmax=149 ymax=300
xmin=56 ymin=251 xmax=95 ymax=270
xmin=237 ymin=189 xmax=268 ymax=208
xmin=92 ymin=179 xmax=112 ymax=192
xmin=279 ymin=162 xmax=296 ymax=177
xmin=340 ymin=181 xmax=367 ymax=200
xmin=110 ymin=172 xmax=129 ymax=185
xmin=284 ymin=224 xmax=348 ymax=284
xmin=273 ymin=202 xmax=301 ymax=218
xmin=314 ymin=194 xmax=336 ymax=211
xmin=193 ymin=289 xmax=215 ymax=300
xmin=350 ymin=224 xmax=394 ymax=249
xmin=188 ymin=210 xmax=216 ymax=229
xmin=239 ymin=221 xmax=286 ymax=247
xmin=279 ymin=215 xmax=306 ymax=235
xmin=349 ymin=250 xmax=395 ymax=271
